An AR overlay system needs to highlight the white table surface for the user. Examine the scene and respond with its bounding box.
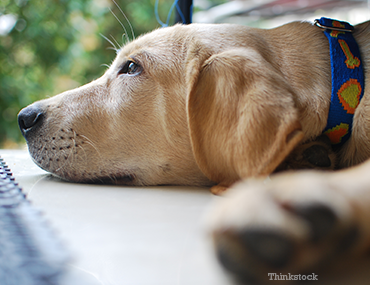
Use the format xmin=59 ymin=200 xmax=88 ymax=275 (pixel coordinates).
xmin=0 ymin=149 xmax=229 ymax=285
xmin=3 ymin=149 xmax=370 ymax=285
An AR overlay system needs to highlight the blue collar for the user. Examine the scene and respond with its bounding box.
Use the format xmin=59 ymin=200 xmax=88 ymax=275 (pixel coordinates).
xmin=315 ymin=17 xmax=364 ymax=148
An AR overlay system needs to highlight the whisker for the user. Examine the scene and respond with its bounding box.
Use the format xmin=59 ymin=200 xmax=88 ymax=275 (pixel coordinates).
xmin=99 ymin=33 xmax=118 ymax=51
xmin=112 ymin=0 xmax=135 ymax=40
xmin=109 ymin=8 xmax=129 ymax=43
xmin=74 ymin=131 xmax=88 ymax=167
xmin=121 ymin=33 xmax=127 ymax=46
xmin=111 ymin=174 xmax=118 ymax=184
xmin=78 ymin=145 xmax=88 ymax=164
xmin=110 ymin=34 xmax=122 ymax=50
xmin=68 ymin=141 xmax=76 ymax=166
xmin=39 ymin=143 xmax=47 ymax=155
xmin=100 ymin=63 xmax=111 ymax=69
xmin=55 ymin=150 xmax=71 ymax=172
xmin=79 ymin=134 xmax=102 ymax=159
xmin=58 ymin=167 xmax=66 ymax=178
xmin=84 ymin=141 xmax=100 ymax=156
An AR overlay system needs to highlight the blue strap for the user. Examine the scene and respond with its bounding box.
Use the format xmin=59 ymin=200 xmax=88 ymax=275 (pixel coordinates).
xmin=316 ymin=17 xmax=364 ymax=147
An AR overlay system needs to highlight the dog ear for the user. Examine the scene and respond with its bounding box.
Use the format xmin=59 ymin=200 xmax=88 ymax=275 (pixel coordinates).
xmin=186 ymin=48 xmax=304 ymax=193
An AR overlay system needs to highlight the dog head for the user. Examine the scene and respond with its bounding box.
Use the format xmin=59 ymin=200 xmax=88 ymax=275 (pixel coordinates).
xmin=18 ymin=24 xmax=303 ymax=187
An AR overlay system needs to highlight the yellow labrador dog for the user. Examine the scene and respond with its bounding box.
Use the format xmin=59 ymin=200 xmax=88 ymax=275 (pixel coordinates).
xmin=18 ymin=20 xmax=370 ymax=283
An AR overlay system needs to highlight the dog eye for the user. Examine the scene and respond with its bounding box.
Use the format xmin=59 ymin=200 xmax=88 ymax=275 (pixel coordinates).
xmin=118 ymin=60 xmax=141 ymax=75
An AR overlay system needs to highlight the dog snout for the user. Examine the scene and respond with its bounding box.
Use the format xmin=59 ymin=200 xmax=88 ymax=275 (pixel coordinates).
xmin=18 ymin=103 xmax=44 ymax=138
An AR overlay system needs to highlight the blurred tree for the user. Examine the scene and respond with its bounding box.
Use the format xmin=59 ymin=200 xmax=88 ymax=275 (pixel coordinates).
xmin=0 ymin=0 xmax=178 ymax=147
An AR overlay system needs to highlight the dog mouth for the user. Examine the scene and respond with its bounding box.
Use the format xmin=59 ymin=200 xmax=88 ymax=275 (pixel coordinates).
xmin=25 ymin=130 xmax=138 ymax=185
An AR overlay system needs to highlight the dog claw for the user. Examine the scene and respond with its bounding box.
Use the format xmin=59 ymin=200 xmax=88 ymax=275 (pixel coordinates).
xmin=290 ymin=204 xmax=337 ymax=242
xmin=216 ymin=244 xmax=257 ymax=284
xmin=336 ymin=226 xmax=359 ymax=253
xmin=240 ymin=230 xmax=293 ymax=268
xmin=214 ymin=229 xmax=294 ymax=284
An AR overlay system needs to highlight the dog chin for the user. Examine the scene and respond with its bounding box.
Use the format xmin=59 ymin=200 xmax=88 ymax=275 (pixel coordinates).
xmin=84 ymin=174 xmax=137 ymax=185
xmin=45 ymin=166 xmax=137 ymax=186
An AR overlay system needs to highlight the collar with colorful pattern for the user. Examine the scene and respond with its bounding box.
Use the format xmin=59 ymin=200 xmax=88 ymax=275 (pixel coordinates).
xmin=315 ymin=17 xmax=364 ymax=148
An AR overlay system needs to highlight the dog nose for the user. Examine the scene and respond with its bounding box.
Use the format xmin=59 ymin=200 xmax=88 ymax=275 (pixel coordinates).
xmin=18 ymin=104 xmax=44 ymax=137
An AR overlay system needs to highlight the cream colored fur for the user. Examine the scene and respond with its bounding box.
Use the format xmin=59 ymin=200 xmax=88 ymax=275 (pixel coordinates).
xmin=21 ymin=21 xmax=370 ymax=193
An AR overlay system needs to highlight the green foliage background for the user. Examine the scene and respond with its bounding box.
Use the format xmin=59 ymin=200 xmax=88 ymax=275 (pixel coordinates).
xmin=0 ymin=0 xmax=178 ymax=148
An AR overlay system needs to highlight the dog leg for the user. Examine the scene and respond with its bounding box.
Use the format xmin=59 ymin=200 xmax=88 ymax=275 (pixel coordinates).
xmin=206 ymin=160 xmax=370 ymax=283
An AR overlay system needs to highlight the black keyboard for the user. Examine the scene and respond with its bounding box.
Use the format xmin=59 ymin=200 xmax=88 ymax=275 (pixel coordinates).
xmin=0 ymin=156 xmax=70 ymax=285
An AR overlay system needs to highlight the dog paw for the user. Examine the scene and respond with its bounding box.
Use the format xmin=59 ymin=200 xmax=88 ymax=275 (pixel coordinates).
xmin=211 ymin=184 xmax=229 ymax=195
xmin=276 ymin=135 xmax=336 ymax=171
xmin=206 ymin=171 xmax=367 ymax=284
